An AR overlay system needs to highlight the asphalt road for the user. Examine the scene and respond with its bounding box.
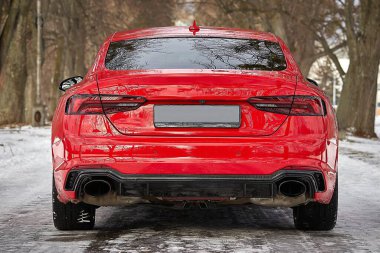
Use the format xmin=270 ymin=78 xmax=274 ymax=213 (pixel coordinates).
xmin=0 ymin=127 xmax=379 ymax=252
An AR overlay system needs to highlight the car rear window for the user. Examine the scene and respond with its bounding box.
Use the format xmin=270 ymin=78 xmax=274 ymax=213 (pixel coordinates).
xmin=105 ymin=37 xmax=287 ymax=71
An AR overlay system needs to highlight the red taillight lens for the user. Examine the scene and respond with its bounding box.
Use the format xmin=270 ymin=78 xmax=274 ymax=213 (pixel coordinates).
xmin=66 ymin=95 xmax=146 ymax=115
xmin=248 ymin=96 xmax=325 ymax=116
xmin=248 ymin=96 xmax=293 ymax=115
xmin=290 ymin=96 xmax=325 ymax=116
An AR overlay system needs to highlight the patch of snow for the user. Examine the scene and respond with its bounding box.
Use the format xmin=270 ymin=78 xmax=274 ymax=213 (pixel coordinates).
xmin=376 ymin=115 xmax=380 ymax=137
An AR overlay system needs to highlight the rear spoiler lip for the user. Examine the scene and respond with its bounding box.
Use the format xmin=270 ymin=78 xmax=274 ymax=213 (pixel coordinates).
xmin=95 ymin=68 xmax=298 ymax=82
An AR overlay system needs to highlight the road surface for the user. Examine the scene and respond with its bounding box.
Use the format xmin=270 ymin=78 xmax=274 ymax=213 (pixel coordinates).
xmin=0 ymin=126 xmax=379 ymax=252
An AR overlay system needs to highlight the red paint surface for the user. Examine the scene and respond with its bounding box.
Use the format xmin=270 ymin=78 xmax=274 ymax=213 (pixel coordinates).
xmin=52 ymin=26 xmax=338 ymax=204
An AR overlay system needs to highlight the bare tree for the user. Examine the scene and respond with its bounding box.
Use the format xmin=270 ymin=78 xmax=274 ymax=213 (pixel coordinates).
xmin=0 ymin=0 xmax=32 ymax=125
xmin=127 ymin=0 xmax=175 ymax=28
xmin=192 ymin=0 xmax=341 ymax=76
xmin=192 ymin=0 xmax=379 ymax=137
xmin=1 ymin=0 xmax=176 ymax=123
xmin=336 ymin=0 xmax=380 ymax=137
xmin=1 ymin=0 xmax=378 ymax=138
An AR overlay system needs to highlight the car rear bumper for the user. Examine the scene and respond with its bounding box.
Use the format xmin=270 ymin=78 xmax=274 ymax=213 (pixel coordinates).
xmin=70 ymin=168 xmax=323 ymax=194
xmin=53 ymin=134 xmax=337 ymax=206
xmin=56 ymin=168 xmax=330 ymax=207
xmin=52 ymin=115 xmax=338 ymax=205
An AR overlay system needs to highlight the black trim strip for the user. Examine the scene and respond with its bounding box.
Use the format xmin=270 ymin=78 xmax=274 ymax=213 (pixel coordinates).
xmin=65 ymin=168 xmax=323 ymax=198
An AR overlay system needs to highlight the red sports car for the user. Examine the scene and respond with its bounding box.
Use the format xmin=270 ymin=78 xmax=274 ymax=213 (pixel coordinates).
xmin=51 ymin=24 xmax=338 ymax=231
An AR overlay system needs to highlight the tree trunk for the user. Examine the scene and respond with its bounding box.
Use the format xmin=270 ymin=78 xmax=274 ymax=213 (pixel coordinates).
xmin=0 ymin=0 xmax=20 ymax=69
xmin=48 ymin=40 xmax=64 ymax=120
xmin=0 ymin=0 xmax=31 ymax=125
xmin=337 ymin=0 xmax=380 ymax=137
xmin=336 ymin=61 xmax=359 ymax=130
xmin=353 ymin=65 xmax=378 ymax=137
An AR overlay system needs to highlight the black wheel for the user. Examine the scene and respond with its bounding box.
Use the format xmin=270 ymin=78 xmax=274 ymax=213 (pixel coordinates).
xmin=293 ymin=176 xmax=338 ymax=231
xmin=52 ymin=176 xmax=96 ymax=230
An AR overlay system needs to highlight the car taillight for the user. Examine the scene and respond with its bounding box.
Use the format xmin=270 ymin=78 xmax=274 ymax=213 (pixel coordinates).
xmin=66 ymin=94 xmax=146 ymax=115
xmin=248 ymin=96 xmax=325 ymax=116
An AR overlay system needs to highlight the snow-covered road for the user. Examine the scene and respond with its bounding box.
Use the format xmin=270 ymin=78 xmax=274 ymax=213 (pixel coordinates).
xmin=0 ymin=122 xmax=379 ymax=252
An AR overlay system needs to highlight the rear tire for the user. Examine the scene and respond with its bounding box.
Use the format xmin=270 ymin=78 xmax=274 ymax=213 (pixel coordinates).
xmin=293 ymin=176 xmax=338 ymax=231
xmin=52 ymin=176 xmax=96 ymax=230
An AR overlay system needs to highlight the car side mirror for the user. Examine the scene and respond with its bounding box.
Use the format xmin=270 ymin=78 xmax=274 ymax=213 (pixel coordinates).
xmin=306 ymin=78 xmax=319 ymax=87
xmin=59 ymin=76 xmax=83 ymax=91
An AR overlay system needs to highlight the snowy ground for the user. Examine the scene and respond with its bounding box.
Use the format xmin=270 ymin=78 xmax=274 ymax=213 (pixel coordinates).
xmin=0 ymin=119 xmax=379 ymax=252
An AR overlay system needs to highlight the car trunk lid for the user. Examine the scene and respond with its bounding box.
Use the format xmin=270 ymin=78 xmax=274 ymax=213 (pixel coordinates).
xmin=96 ymin=70 xmax=297 ymax=137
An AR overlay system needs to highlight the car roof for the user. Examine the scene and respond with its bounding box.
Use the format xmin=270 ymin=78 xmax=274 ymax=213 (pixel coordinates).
xmin=111 ymin=26 xmax=278 ymax=42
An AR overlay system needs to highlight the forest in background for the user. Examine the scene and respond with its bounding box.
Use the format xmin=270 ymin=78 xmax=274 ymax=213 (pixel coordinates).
xmin=0 ymin=0 xmax=379 ymax=137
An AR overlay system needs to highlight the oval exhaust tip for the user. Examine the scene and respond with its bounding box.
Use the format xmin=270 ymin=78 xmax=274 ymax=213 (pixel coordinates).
xmin=278 ymin=180 xmax=306 ymax=197
xmin=84 ymin=180 xmax=111 ymax=197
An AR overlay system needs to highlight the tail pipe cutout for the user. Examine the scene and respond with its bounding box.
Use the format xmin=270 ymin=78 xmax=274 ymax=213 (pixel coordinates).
xmin=278 ymin=180 xmax=307 ymax=197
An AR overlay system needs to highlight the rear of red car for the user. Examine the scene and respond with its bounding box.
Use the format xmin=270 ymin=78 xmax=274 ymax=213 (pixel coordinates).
xmin=51 ymin=26 xmax=338 ymax=231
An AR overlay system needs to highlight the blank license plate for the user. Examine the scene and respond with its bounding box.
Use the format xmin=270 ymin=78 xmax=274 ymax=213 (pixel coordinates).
xmin=154 ymin=105 xmax=241 ymax=128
